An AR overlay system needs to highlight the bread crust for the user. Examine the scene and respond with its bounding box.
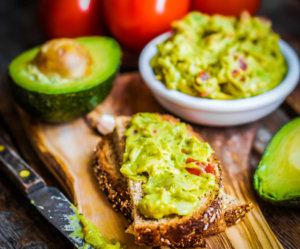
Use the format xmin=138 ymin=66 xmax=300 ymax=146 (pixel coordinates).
xmin=224 ymin=202 xmax=253 ymax=226
xmin=93 ymin=135 xmax=132 ymax=220
xmin=131 ymin=194 xmax=222 ymax=248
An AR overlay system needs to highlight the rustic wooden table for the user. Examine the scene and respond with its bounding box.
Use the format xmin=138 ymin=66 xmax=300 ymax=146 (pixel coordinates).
xmin=0 ymin=0 xmax=299 ymax=248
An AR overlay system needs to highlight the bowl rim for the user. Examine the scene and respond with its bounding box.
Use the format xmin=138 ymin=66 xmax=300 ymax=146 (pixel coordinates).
xmin=139 ymin=32 xmax=300 ymax=112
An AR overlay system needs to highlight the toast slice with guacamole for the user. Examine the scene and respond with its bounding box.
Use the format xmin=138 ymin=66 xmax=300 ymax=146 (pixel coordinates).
xmin=93 ymin=113 xmax=252 ymax=247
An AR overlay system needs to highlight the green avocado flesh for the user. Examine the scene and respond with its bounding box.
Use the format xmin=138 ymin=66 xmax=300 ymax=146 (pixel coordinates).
xmin=69 ymin=204 xmax=123 ymax=249
xmin=120 ymin=113 xmax=218 ymax=219
xmin=254 ymin=117 xmax=300 ymax=205
xmin=9 ymin=37 xmax=121 ymax=123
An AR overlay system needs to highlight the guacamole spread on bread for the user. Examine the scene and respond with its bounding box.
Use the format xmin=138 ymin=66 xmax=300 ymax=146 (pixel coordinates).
xmin=151 ymin=12 xmax=287 ymax=99
xmin=120 ymin=113 xmax=218 ymax=219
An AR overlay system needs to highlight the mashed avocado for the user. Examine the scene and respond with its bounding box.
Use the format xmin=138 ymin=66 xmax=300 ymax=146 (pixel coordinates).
xmin=151 ymin=12 xmax=287 ymax=99
xmin=69 ymin=204 xmax=123 ymax=249
xmin=79 ymin=214 xmax=123 ymax=249
xmin=120 ymin=113 xmax=218 ymax=219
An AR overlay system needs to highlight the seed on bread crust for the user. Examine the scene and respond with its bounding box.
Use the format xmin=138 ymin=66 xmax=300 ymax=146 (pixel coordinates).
xmin=93 ymin=135 xmax=133 ymax=221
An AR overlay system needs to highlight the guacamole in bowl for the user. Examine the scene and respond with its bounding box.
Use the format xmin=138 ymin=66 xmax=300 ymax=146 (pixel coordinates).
xmin=151 ymin=11 xmax=287 ymax=100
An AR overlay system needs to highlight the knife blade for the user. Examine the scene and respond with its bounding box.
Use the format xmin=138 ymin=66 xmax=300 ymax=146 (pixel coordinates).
xmin=0 ymin=140 xmax=89 ymax=249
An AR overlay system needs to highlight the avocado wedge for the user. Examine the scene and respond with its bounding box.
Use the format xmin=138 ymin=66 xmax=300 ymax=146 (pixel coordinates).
xmin=9 ymin=37 xmax=121 ymax=123
xmin=254 ymin=117 xmax=300 ymax=206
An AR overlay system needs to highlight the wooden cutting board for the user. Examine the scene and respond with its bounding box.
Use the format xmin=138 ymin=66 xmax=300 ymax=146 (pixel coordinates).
xmin=20 ymin=73 xmax=283 ymax=249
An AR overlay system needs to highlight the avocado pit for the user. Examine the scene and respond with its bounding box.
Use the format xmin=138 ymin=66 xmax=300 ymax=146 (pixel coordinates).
xmin=35 ymin=38 xmax=93 ymax=79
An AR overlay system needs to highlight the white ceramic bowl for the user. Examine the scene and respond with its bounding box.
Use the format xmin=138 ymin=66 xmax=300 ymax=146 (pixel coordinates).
xmin=139 ymin=32 xmax=300 ymax=126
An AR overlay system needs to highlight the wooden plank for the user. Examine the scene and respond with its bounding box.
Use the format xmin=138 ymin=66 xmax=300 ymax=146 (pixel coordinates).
xmin=281 ymin=33 xmax=300 ymax=116
xmin=20 ymin=72 xmax=283 ymax=249
xmin=0 ymin=75 xmax=71 ymax=248
xmin=253 ymin=109 xmax=290 ymax=154
xmin=0 ymin=125 xmax=69 ymax=249
xmin=0 ymin=76 xmax=70 ymax=196
xmin=286 ymin=84 xmax=300 ymax=115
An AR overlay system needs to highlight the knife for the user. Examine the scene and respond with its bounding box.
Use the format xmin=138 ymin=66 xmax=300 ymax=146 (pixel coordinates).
xmin=0 ymin=140 xmax=89 ymax=249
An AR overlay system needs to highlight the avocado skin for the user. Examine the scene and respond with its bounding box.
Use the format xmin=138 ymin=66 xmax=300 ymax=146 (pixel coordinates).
xmin=253 ymin=188 xmax=300 ymax=207
xmin=254 ymin=171 xmax=300 ymax=207
xmin=254 ymin=169 xmax=300 ymax=206
xmin=9 ymin=73 xmax=116 ymax=123
xmin=253 ymin=118 xmax=300 ymax=206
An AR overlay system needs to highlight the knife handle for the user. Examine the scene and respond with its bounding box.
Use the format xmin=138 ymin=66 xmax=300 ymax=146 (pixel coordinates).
xmin=0 ymin=140 xmax=46 ymax=195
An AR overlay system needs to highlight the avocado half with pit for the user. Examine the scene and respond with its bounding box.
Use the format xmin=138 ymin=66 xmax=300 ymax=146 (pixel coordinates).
xmin=9 ymin=37 xmax=121 ymax=123
xmin=254 ymin=117 xmax=300 ymax=206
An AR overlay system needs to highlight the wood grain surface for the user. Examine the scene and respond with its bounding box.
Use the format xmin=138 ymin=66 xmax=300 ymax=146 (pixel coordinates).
xmin=20 ymin=73 xmax=285 ymax=249
xmin=0 ymin=1 xmax=299 ymax=248
xmin=0 ymin=77 xmax=71 ymax=248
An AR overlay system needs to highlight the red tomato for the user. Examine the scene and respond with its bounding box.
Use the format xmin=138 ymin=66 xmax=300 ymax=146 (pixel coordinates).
xmin=186 ymin=157 xmax=199 ymax=164
xmin=204 ymin=164 xmax=216 ymax=175
xmin=103 ymin=0 xmax=190 ymax=51
xmin=186 ymin=157 xmax=216 ymax=176
xmin=38 ymin=0 xmax=106 ymax=38
xmin=185 ymin=167 xmax=203 ymax=176
xmin=191 ymin=0 xmax=261 ymax=16
xmin=186 ymin=157 xmax=206 ymax=167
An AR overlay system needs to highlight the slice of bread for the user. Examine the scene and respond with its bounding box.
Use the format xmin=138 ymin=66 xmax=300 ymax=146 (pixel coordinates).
xmin=93 ymin=136 xmax=252 ymax=238
xmin=93 ymin=114 xmax=252 ymax=247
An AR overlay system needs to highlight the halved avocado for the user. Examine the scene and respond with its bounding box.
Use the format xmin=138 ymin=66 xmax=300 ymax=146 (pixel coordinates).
xmin=9 ymin=36 xmax=121 ymax=123
xmin=254 ymin=117 xmax=300 ymax=206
